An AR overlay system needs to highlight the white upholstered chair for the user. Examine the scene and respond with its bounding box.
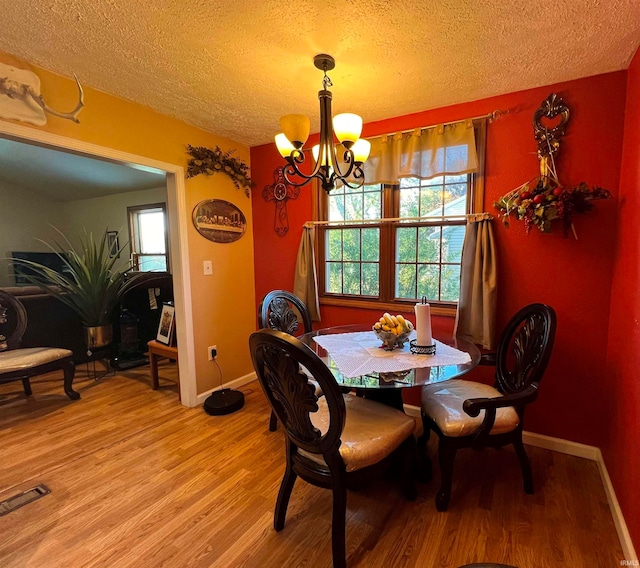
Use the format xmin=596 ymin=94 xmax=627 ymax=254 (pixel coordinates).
xmin=421 ymin=303 xmax=556 ymax=511
xmin=0 ymin=290 xmax=79 ymax=400
xmin=249 ymin=328 xmax=416 ymax=568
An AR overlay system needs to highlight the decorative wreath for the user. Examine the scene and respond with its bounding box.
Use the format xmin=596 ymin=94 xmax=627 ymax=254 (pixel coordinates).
xmin=494 ymin=93 xmax=610 ymax=238
xmin=186 ymin=144 xmax=252 ymax=197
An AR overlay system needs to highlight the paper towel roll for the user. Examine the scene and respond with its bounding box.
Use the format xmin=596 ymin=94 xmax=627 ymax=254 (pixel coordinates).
xmin=414 ymin=302 xmax=433 ymax=346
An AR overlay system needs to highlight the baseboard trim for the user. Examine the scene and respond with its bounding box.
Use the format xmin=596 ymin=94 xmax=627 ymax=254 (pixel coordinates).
xmin=196 ymin=372 xmax=257 ymax=406
xmin=404 ymin=412 xmax=636 ymax=561
xmin=521 ymin=431 xmax=600 ymax=460
xmin=522 ymin=433 xmax=636 ymax=559
xmin=595 ymin=448 xmax=638 ymax=562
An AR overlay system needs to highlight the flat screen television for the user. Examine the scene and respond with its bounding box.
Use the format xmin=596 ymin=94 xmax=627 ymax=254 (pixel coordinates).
xmin=11 ymin=251 xmax=69 ymax=285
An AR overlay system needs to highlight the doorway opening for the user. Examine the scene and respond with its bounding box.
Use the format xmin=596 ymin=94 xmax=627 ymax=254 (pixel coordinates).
xmin=0 ymin=120 xmax=196 ymax=406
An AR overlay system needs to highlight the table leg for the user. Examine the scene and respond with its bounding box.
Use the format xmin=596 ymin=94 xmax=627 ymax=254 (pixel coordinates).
xmin=149 ymin=351 xmax=159 ymax=390
xmin=358 ymin=389 xmax=404 ymax=411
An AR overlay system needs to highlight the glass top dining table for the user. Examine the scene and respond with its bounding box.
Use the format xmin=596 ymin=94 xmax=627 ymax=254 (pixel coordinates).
xmin=298 ymin=324 xmax=481 ymax=393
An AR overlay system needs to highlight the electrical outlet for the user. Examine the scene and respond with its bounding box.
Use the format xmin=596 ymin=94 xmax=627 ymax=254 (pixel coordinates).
xmin=208 ymin=345 xmax=217 ymax=361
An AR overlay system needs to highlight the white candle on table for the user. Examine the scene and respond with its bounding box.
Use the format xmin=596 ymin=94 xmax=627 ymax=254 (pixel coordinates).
xmin=414 ymin=300 xmax=433 ymax=346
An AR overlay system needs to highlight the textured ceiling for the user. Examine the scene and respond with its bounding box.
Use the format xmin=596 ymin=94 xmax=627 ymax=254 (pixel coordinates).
xmin=0 ymin=138 xmax=166 ymax=200
xmin=0 ymin=0 xmax=639 ymax=147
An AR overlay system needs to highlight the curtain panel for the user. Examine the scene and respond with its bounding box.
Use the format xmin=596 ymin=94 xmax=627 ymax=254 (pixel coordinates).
xmin=294 ymin=224 xmax=321 ymax=321
xmin=454 ymin=214 xmax=497 ymax=350
xmin=363 ymin=120 xmax=478 ymax=185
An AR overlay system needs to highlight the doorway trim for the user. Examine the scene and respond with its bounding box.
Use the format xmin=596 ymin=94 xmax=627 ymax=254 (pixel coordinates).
xmin=0 ymin=120 xmax=198 ymax=407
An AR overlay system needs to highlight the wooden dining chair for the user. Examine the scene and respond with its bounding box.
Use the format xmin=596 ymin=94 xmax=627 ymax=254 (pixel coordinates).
xmin=0 ymin=290 xmax=79 ymax=400
xmin=249 ymin=329 xmax=417 ymax=568
xmin=258 ymin=289 xmax=316 ymax=431
xmin=420 ymin=303 xmax=556 ymax=511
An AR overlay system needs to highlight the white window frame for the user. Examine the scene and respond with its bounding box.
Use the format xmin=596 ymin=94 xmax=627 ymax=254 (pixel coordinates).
xmin=127 ymin=202 xmax=170 ymax=273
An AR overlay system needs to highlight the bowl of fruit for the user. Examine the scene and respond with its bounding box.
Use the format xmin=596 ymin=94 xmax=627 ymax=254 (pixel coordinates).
xmin=372 ymin=313 xmax=414 ymax=350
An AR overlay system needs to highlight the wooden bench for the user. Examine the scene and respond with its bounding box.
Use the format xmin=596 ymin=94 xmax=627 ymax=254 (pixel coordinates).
xmin=147 ymin=340 xmax=180 ymax=398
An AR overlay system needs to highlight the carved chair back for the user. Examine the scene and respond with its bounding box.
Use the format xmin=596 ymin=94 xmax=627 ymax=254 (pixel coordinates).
xmin=249 ymin=329 xmax=345 ymax=457
xmin=0 ymin=290 xmax=27 ymax=351
xmin=495 ymin=303 xmax=556 ymax=396
xmin=258 ymin=290 xmax=312 ymax=336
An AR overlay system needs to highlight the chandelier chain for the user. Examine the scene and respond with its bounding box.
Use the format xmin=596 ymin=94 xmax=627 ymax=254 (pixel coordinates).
xmin=322 ymin=69 xmax=333 ymax=90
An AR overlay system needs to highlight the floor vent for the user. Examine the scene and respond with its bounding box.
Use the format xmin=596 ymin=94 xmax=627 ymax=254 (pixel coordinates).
xmin=0 ymin=484 xmax=50 ymax=516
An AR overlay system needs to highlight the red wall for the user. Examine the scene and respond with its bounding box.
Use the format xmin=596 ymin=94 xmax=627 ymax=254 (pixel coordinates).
xmin=251 ymin=72 xmax=627 ymax=447
xmin=604 ymin=47 xmax=640 ymax=551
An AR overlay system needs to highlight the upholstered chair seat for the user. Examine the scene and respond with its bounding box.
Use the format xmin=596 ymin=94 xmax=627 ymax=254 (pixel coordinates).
xmin=0 ymin=290 xmax=79 ymax=400
xmin=0 ymin=347 xmax=74 ymax=373
xmin=421 ymin=379 xmax=519 ymax=437
xmin=299 ymin=393 xmax=416 ymax=472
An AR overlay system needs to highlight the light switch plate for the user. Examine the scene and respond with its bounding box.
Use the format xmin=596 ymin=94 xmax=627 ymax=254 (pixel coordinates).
xmin=203 ymin=260 xmax=213 ymax=275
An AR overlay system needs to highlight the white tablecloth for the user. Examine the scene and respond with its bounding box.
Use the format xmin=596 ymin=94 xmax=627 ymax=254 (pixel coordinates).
xmin=313 ymin=331 xmax=472 ymax=378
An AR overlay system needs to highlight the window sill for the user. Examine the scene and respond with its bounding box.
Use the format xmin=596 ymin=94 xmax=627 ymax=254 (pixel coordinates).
xmin=319 ymin=296 xmax=457 ymax=318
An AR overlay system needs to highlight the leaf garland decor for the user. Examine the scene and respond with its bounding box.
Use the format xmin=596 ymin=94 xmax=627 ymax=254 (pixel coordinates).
xmin=186 ymin=144 xmax=252 ymax=197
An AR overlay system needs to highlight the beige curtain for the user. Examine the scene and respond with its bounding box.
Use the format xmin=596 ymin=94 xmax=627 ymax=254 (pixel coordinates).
xmin=454 ymin=214 xmax=497 ymax=350
xmin=294 ymin=224 xmax=321 ymax=321
xmin=363 ymin=120 xmax=478 ymax=185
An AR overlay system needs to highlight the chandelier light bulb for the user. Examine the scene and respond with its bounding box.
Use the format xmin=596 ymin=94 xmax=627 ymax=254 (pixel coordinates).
xmin=279 ymin=114 xmax=311 ymax=149
xmin=351 ymin=138 xmax=371 ymax=164
xmin=312 ymin=144 xmax=331 ymax=167
xmin=333 ymin=113 xmax=363 ymax=148
xmin=275 ymin=133 xmax=296 ymax=158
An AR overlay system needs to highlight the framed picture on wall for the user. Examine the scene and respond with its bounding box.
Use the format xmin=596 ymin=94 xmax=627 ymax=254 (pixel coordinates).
xmin=156 ymin=303 xmax=175 ymax=345
xmin=106 ymin=231 xmax=120 ymax=258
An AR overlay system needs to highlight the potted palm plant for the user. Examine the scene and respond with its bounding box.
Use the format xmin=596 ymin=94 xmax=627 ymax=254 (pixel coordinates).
xmin=11 ymin=228 xmax=146 ymax=353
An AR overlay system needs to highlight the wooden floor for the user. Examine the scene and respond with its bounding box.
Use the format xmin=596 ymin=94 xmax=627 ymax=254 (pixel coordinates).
xmin=0 ymin=364 xmax=624 ymax=567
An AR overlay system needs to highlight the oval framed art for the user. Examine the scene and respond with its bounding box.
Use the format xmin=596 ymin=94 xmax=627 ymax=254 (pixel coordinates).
xmin=192 ymin=199 xmax=246 ymax=244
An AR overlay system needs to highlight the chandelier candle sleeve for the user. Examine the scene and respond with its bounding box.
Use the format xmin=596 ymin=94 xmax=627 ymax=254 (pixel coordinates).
xmin=414 ymin=300 xmax=433 ymax=347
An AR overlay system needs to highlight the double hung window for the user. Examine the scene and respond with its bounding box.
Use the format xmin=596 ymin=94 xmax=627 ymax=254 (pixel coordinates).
xmin=315 ymin=120 xmax=485 ymax=313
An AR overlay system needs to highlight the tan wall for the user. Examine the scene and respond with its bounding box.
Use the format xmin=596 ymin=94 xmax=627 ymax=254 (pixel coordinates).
xmin=0 ymin=179 xmax=67 ymax=286
xmin=63 ymin=186 xmax=167 ymax=257
xmin=0 ymin=51 xmax=257 ymax=394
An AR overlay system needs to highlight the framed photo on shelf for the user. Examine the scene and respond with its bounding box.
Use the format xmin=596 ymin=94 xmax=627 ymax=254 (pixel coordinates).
xmin=156 ymin=303 xmax=175 ymax=345
xmin=106 ymin=231 xmax=120 ymax=258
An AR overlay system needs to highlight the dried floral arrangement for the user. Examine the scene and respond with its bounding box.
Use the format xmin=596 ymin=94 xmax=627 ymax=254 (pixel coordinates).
xmin=186 ymin=144 xmax=252 ymax=197
xmin=495 ymin=176 xmax=610 ymax=237
xmin=494 ymin=93 xmax=611 ymax=238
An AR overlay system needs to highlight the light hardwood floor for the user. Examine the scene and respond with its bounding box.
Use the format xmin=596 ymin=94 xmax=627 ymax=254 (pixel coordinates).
xmin=0 ymin=364 xmax=624 ymax=567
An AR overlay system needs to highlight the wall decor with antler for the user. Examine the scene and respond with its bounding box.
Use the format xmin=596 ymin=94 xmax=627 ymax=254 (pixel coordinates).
xmin=0 ymin=63 xmax=84 ymax=125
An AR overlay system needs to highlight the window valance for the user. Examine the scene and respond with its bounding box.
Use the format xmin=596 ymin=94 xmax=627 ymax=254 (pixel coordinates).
xmin=362 ymin=120 xmax=479 ymax=186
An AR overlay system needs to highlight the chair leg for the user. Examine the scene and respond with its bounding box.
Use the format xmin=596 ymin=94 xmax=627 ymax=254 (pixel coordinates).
xmin=416 ymin=416 xmax=433 ymax=483
xmin=513 ymin=434 xmax=534 ymax=494
xmin=400 ymin=436 xmax=417 ymax=501
xmin=274 ymin=444 xmax=297 ymax=531
xmin=330 ymin=476 xmax=348 ymax=568
xmin=269 ymin=410 xmax=278 ymax=432
xmin=436 ymin=438 xmax=457 ymax=512
xmin=62 ymin=359 xmax=80 ymax=400
xmin=21 ymin=378 xmax=32 ymax=396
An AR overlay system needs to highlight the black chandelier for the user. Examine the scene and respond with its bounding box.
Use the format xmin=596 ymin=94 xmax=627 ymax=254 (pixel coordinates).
xmin=275 ymin=54 xmax=371 ymax=193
